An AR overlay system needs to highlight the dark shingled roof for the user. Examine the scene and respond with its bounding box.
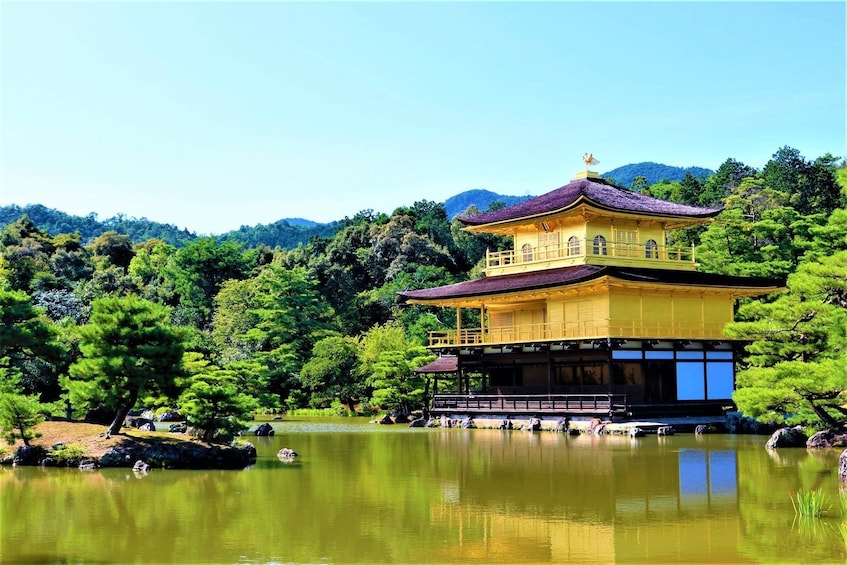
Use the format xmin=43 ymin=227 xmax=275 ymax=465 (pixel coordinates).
xmin=458 ymin=178 xmax=722 ymax=226
xmin=398 ymin=266 xmax=783 ymax=302
xmin=414 ymin=355 xmax=458 ymax=374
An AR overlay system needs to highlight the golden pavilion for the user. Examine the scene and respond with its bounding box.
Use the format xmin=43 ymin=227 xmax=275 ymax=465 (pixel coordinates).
xmin=399 ymin=159 xmax=783 ymax=420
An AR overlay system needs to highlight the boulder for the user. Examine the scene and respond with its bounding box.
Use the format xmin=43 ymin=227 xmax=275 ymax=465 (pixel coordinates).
xmin=13 ymin=446 xmax=46 ymax=466
xmin=409 ymin=417 xmax=426 ymax=428
xmin=554 ymin=417 xmax=570 ymax=433
xmin=527 ymin=417 xmax=542 ymax=431
xmin=425 ymin=418 xmax=438 ymax=428
xmin=133 ymin=460 xmax=151 ymax=473
xmin=461 ymin=417 xmax=475 ymax=429
xmin=393 ymin=413 xmax=410 ymax=424
xmin=657 ymin=426 xmax=675 ymax=436
xmin=277 ymin=448 xmax=299 ymax=461
xmin=766 ymin=426 xmax=809 ymax=449
xmin=567 ymin=428 xmax=580 ymax=436
xmin=498 ymin=419 xmax=513 ymax=430
xmin=725 ymin=411 xmax=777 ymax=435
xmin=128 ymin=417 xmax=156 ymax=430
xmin=156 ymin=411 xmax=182 ymax=422
xmin=78 ymin=460 xmax=98 ymax=471
xmin=377 ymin=414 xmax=394 ymax=425
xmin=586 ymin=418 xmax=603 ymax=434
xmin=839 ymin=449 xmax=847 ymax=482
xmin=629 ymin=427 xmax=646 ymax=438
xmin=806 ymin=429 xmax=847 ymax=449
xmin=168 ymin=423 xmax=187 ymax=433
xmin=138 ymin=422 xmax=156 ymax=432
xmin=255 ymin=423 xmax=275 ymax=436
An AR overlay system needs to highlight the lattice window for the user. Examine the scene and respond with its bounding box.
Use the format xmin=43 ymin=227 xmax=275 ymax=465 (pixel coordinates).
xmin=592 ymin=235 xmax=607 ymax=256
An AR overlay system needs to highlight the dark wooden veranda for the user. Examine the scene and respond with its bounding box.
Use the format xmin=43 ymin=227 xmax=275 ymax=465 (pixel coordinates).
xmin=430 ymin=393 xmax=628 ymax=419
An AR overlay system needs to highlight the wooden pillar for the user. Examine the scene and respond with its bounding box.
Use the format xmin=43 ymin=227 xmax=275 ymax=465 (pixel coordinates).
xmin=480 ymin=305 xmax=486 ymax=345
xmin=456 ymin=307 xmax=462 ymax=345
xmin=547 ymin=348 xmax=553 ymax=396
xmin=456 ymin=356 xmax=462 ymax=394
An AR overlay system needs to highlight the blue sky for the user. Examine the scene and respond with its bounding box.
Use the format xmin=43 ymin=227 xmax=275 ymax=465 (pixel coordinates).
xmin=1 ymin=1 xmax=844 ymax=235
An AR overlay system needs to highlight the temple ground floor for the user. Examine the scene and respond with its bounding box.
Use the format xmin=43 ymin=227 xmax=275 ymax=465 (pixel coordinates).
xmin=425 ymin=338 xmax=741 ymax=421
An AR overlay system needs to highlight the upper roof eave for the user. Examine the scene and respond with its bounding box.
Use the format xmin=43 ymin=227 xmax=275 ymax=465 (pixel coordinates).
xmin=397 ymin=265 xmax=784 ymax=304
xmin=457 ymin=178 xmax=722 ymax=228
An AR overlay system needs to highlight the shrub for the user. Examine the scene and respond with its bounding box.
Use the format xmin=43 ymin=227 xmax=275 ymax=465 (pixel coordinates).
xmin=50 ymin=443 xmax=87 ymax=465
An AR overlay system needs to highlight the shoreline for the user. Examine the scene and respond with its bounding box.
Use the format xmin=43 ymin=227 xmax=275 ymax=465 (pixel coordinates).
xmin=1 ymin=421 xmax=256 ymax=470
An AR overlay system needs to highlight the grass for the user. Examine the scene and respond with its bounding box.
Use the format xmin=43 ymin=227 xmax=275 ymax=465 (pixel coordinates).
xmin=792 ymin=488 xmax=830 ymax=518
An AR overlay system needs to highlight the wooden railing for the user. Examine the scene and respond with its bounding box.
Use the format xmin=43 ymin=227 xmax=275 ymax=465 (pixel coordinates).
xmin=486 ymin=239 xmax=695 ymax=270
xmin=428 ymin=320 xmax=727 ymax=347
xmin=431 ymin=393 xmax=628 ymax=416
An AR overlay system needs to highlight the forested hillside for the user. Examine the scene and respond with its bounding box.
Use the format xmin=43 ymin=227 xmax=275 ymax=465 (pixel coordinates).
xmin=443 ymin=189 xmax=532 ymax=219
xmin=0 ymin=204 xmax=340 ymax=250
xmin=603 ymin=162 xmax=714 ymax=187
xmin=3 ymin=145 xmax=847 ymax=435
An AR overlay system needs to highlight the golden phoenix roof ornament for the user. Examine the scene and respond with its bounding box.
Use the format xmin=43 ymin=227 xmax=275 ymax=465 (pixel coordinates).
xmin=582 ymin=152 xmax=599 ymax=170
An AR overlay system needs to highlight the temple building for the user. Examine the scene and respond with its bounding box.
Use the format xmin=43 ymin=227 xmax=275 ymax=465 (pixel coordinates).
xmin=399 ymin=159 xmax=783 ymax=420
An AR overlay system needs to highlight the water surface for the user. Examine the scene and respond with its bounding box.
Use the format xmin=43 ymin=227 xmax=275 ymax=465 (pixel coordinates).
xmin=2 ymin=418 xmax=845 ymax=563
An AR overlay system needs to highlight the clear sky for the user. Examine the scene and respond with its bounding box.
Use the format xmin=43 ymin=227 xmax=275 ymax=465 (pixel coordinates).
xmin=1 ymin=1 xmax=844 ymax=235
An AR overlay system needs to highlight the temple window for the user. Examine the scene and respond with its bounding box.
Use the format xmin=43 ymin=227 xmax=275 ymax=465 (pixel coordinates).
xmin=538 ymin=232 xmax=559 ymax=259
xmin=521 ymin=243 xmax=533 ymax=262
xmin=592 ymin=235 xmax=607 ymax=256
xmin=645 ymin=239 xmax=658 ymax=259
xmin=567 ymin=236 xmax=581 ymax=256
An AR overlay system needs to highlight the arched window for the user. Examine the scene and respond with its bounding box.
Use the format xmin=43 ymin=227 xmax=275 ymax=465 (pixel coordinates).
xmin=592 ymin=235 xmax=607 ymax=256
xmin=521 ymin=243 xmax=533 ymax=262
xmin=567 ymin=236 xmax=581 ymax=256
xmin=645 ymin=239 xmax=658 ymax=259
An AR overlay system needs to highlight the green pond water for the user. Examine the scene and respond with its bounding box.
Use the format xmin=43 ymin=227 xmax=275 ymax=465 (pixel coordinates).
xmin=2 ymin=418 xmax=846 ymax=564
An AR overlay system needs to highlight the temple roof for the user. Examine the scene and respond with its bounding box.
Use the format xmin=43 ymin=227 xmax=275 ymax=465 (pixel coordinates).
xmin=413 ymin=355 xmax=458 ymax=374
xmin=458 ymin=177 xmax=722 ymax=226
xmin=399 ymin=265 xmax=783 ymax=303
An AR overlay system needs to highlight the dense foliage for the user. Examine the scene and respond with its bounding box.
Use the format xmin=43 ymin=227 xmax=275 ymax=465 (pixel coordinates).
xmin=1 ymin=146 xmax=845 ymax=432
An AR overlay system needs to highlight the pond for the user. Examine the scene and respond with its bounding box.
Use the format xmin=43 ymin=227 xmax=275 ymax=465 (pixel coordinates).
xmin=2 ymin=418 xmax=846 ymax=564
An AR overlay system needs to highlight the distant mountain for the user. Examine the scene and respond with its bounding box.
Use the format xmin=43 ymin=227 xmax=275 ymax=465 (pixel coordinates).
xmin=279 ymin=218 xmax=320 ymax=228
xmin=0 ymin=204 xmax=337 ymax=250
xmin=602 ymin=162 xmax=714 ymax=188
xmin=0 ymin=204 xmax=199 ymax=247
xmin=444 ymin=189 xmax=533 ymax=219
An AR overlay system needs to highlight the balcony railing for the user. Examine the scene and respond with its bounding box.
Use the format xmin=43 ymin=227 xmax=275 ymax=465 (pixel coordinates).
xmin=428 ymin=320 xmax=728 ymax=347
xmin=431 ymin=393 xmax=628 ymax=416
xmin=486 ymin=239 xmax=694 ymax=271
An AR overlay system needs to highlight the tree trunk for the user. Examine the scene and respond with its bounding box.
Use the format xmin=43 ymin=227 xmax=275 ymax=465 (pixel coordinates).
xmin=107 ymin=389 xmax=139 ymax=436
xmin=807 ymin=397 xmax=841 ymax=429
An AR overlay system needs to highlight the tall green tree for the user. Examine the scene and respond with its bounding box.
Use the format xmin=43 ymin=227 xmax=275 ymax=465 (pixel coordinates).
xmin=0 ymin=288 xmax=64 ymax=396
xmin=368 ymin=346 xmax=434 ymax=416
xmin=728 ymin=251 xmax=847 ymax=427
xmin=177 ymin=353 xmax=256 ymax=442
xmin=698 ymin=158 xmax=757 ymax=207
xmin=65 ymin=295 xmax=186 ymax=435
xmin=167 ymin=238 xmax=253 ymax=328
xmin=0 ymin=216 xmax=56 ymax=291
xmin=299 ymin=336 xmax=364 ymax=411
xmin=211 ymin=264 xmax=337 ymax=408
xmin=0 ymin=392 xmax=45 ymax=447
